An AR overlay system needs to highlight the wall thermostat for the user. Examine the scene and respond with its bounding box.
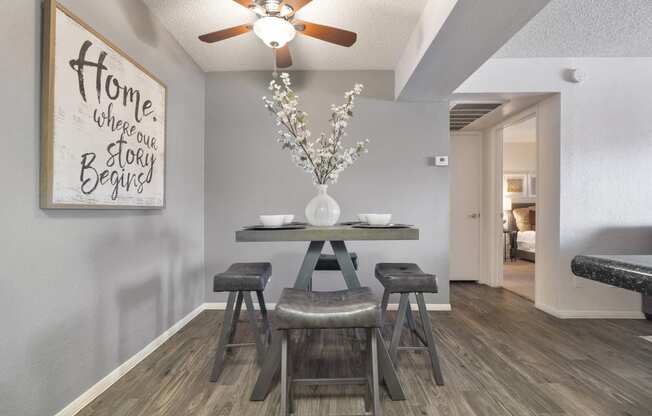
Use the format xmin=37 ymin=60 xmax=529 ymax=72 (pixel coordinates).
xmin=435 ymin=156 xmax=449 ymax=166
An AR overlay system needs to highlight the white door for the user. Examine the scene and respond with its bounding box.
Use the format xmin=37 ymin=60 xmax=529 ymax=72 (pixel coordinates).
xmin=450 ymin=132 xmax=483 ymax=281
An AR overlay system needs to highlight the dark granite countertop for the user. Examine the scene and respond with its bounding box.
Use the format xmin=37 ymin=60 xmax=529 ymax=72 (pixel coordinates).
xmin=571 ymin=255 xmax=652 ymax=296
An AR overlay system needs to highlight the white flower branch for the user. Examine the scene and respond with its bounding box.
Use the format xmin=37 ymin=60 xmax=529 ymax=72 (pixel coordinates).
xmin=262 ymin=73 xmax=369 ymax=185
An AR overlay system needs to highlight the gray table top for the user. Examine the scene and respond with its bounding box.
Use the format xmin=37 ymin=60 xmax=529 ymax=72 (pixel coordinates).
xmin=571 ymin=255 xmax=652 ymax=296
xmin=236 ymin=225 xmax=419 ymax=242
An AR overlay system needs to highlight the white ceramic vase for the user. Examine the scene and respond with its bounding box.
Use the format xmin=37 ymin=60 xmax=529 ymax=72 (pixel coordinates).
xmin=305 ymin=184 xmax=341 ymax=226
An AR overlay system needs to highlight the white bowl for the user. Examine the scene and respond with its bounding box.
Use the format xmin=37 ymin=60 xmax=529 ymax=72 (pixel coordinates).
xmin=260 ymin=215 xmax=286 ymax=227
xmin=365 ymin=214 xmax=392 ymax=226
xmin=283 ymin=215 xmax=295 ymax=224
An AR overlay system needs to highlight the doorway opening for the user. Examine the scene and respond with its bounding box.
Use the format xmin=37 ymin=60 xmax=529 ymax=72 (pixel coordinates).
xmin=449 ymin=92 xmax=557 ymax=311
xmin=449 ymin=94 xmax=550 ymax=299
xmin=449 ymin=102 xmax=504 ymax=283
xmin=501 ymin=115 xmax=537 ymax=301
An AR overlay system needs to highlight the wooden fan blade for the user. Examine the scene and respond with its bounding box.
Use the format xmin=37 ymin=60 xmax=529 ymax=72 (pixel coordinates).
xmin=282 ymin=0 xmax=312 ymax=12
xmin=198 ymin=24 xmax=251 ymax=43
xmin=231 ymin=0 xmax=253 ymax=9
xmin=276 ymin=45 xmax=292 ymax=68
xmin=294 ymin=20 xmax=357 ymax=47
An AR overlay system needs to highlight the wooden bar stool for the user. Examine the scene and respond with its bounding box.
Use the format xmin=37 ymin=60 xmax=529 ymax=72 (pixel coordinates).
xmin=375 ymin=263 xmax=444 ymax=386
xmin=274 ymin=287 xmax=383 ymax=416
xmin=210 ymin=262 xmax=272 ymax=382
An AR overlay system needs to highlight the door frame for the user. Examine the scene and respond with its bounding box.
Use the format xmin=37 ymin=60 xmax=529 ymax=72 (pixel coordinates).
xmin=486 ymin=108 xmax=538 ymax=289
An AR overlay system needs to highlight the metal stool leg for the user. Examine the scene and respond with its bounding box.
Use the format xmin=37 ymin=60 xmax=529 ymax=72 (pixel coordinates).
xmin=370 ymin=328 xmax=382 ymax=416
xmin=288 ymin=331 xmax=294 ymax=415
xmin=256 ymin=290 xmax=272 ymax=346
xmin=281 ymin=330 xmax=290 ymax=416
xmin=389 ymin=293 xmax=409 ymax=363
xmin=415 ymin=293 xmax=444 ymax=386
xmin=365 ymin=328 xmax=372 ymax=413
xmin=243 ymin=291 xmax=266 ymax=365
xmin=210 ymin=291 xmax=237 ymax=382
xmin=405 ymin=296 xmax=420 ymax=350
xmin=380 ymin=289 xmax=390 ymax=327
xmin=228 ymin=291 xmax=243 ymax=346
xmin=364 ymin=376 xmax=372 ymax=412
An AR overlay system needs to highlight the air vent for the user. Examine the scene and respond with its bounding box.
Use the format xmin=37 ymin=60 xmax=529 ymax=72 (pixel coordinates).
xmin=450 ymin=103 xmax=502 ymax=131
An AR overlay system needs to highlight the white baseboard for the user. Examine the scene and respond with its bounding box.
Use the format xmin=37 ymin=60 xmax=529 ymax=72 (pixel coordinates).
xmin=56 ymin=299 xmax=451 ymax=415
xmin=536 ymin=302 xmax=645 ymax=319
xmin=54 ymin=303 xmax=205 ymax=416
xmin=203 ymin=302 xmax=228 ymax=310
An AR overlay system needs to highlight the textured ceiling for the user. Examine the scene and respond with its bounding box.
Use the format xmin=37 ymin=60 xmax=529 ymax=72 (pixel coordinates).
xmin=142 ymin=0 xmax=428 ymax=71
xmin=496 ymin=0 xmax=652 ymax=57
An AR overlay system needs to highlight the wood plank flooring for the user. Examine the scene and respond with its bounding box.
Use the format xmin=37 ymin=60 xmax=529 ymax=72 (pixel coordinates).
xmin=78 ymin=284 xmax=652 ymax=416
xmin=503 ymin=260 xmax=535 ymax=301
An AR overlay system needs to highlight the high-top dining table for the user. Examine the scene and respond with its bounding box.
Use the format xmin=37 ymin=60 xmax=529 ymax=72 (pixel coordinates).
xmin=236 ymin=224 xmax=419 ymax=401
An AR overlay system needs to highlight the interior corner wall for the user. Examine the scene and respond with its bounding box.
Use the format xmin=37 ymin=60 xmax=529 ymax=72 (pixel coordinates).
xmin=0 ymin=2 xmax=206 ymax=415
xmin=204 ymin=71 xmax=450 ymax=306
xmin=479 ymin=127 xmax=502 ymax=286
xmin=534 ymin=95 xmax=561 ymax=311
xmin=459 ymin=57 xmax=649 ymax=317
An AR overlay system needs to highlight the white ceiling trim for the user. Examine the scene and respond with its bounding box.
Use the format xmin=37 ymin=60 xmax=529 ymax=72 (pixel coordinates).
xmin=397 ymin=0 xmax=552 ymax=101
xmin=394 ymin=0 xmax=458 ymax=99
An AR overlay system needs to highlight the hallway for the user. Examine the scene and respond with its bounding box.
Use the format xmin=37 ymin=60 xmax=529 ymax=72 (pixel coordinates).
xmin=504 ymin=260 xmax=535 ymax=301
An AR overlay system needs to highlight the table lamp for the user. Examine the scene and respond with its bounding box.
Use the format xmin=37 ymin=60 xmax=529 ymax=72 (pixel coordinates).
xmin=502 ymin=197 xmax=513 ymax=230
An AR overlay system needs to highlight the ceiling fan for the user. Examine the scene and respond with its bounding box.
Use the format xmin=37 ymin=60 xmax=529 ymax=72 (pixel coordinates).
xmin=198 ymin=0 xmax=357 ymax=68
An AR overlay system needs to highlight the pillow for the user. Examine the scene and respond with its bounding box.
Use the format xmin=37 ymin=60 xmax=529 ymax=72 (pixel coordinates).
xmin=513 ymin=207 xmax=533 ymax=231
xmin=529 ymin=208 xmax=536 ymax=231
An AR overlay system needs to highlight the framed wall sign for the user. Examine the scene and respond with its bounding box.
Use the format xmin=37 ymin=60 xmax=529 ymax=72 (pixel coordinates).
xmin=41 ymin=0 xmax=166 ymax=209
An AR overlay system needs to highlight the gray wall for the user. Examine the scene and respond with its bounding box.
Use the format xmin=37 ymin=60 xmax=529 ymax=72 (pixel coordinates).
xmin=460 ymin=58 xmax=648 ymax=316
xmin=0 ymin=1 xmax=205 ymax=415
xmin=205 ymin=71 xmax=449 ymax=305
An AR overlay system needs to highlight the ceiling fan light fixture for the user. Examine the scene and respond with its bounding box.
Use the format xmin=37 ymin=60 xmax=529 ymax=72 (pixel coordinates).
xmin=279 ymin=4 xmax=294 ymax=17
xmin=249 ymin=4 xmax=266 ymax=16
xmin=253 ymin=16 xmax=296 ymax=48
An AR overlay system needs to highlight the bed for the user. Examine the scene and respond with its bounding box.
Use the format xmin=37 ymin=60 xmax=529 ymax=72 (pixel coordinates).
xmin=511 ymin=203 xmax=536 ymax=262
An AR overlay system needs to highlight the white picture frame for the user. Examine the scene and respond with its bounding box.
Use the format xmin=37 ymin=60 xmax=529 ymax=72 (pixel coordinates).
xmin=528 ymin=174 xmax=537 ymax=197
xmin=503 ymin=173 xmax=528 ymax=198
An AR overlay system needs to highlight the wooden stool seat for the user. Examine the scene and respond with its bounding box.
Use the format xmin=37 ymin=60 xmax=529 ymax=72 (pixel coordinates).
xmin=375 ymin=263 xmax=437 ymax=293
xmin=213 ymin=262 xmax=272 ymax=292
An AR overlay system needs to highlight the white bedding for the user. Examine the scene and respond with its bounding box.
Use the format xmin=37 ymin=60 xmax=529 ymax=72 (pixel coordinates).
xmin=517 ymin=230 xmax=536 ymax=252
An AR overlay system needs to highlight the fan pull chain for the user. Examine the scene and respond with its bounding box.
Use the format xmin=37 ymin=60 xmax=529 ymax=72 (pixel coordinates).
xmin=272 ymin=47 xmax=278 ymax=79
